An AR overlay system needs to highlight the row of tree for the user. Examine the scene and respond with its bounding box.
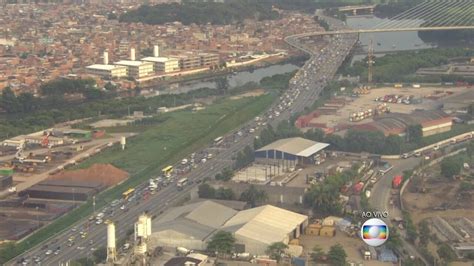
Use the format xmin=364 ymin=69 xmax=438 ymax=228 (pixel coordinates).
xmin=198 ymin=183 xmax=268 ymax=208
xmin=303 ymin=167 xmax=358 ymax=216
xmin=207 ymin=230 xmax=347 ymax=265
xmin=119 ymin=0 xmax=279 ymax=25
xmin=340 ymin=48 xmax=474 ymax=83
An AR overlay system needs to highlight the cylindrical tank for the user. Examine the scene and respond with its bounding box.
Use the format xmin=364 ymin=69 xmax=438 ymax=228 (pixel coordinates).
xmin=103 ymin=51 xmax=109 ymax=65
xmin=146 ymin=215 xmax=152 ymax=237
xmin=107 ymin=222 xmax=116 ymax=249
xmin=136 ymin=214 xmax=147 ymax=237
xmin=121 ymin=136 xmax=126 ymax=150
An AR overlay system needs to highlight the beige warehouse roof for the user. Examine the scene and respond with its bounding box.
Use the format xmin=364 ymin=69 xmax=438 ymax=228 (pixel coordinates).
xmin=222 ymin=205 xmax=308 ymax=245
xmin=256 ymin=137 xmax=329 ymax=157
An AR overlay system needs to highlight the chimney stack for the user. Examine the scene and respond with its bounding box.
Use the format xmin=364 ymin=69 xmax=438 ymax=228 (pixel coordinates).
xmin=153 ymin=45 xmax=159 ymax=57
xmin=103 ymin=51 xmax=109 ymax=65
xmin=130 ymin=48 xmax=136 ymax=61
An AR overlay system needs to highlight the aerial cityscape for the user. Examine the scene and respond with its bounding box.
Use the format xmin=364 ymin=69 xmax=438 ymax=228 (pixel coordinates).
xmin=0 ymin=0 xmax=473 ymax=265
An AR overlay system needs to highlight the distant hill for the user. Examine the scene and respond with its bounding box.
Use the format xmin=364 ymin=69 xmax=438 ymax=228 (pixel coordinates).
xmin=119 ymin=0 xmax=279 ymax=25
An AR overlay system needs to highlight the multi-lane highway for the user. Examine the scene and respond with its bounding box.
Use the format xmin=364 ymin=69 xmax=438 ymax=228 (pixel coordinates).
xmin=9 ymin=10 xmax=358 ymax=266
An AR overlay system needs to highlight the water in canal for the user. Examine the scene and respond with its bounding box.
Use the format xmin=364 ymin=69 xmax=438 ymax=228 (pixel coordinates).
xmin=141 ymin=63 xmax=300 ymax=97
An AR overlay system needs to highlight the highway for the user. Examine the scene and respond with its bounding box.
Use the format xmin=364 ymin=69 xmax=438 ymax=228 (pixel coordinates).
xmin=8 ymin=10 xmax=358 ymax=266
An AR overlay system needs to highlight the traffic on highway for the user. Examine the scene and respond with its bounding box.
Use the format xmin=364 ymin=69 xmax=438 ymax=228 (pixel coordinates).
xmin=10 ymin=10 xmax=358 ymax=266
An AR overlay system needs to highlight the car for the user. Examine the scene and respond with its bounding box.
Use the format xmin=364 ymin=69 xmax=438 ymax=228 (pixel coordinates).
xmin=89 ymin=240 xmax=94 ymax=245
xmin=120 ymin=205 xmax=126 ymax=210
xmin=90 ymin=247 xmax=97 ymax=251
xmin=76 ymin=246 xmax=85 ymax=250
xmin=433 ymin=145 xmax=440 ymax=151
xmin=414 ymin=152 xmax=422 ymax=157
xmin=111 ymin=199 xmax=120 ymax=207
xmin=53 ymin=249 xmax=60 ymax=255
xmin=68 ymin=236 xmax=75 ymax=242
xmin=45 ymin=250 xmax=53 ymax=255
xmin=95 ymin=219 xmax=103 ymax=225
xmin=71 ymin=227 xmax=77 ymax=232
xmin=67 ymin=241 xmax=75 ymax=247
xmin=80 ymin=232 xmax=88 ymax=239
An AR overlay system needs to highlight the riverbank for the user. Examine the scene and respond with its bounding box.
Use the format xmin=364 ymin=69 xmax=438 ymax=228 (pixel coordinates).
xmin=140 ymin=54 xmax=307 ymax=90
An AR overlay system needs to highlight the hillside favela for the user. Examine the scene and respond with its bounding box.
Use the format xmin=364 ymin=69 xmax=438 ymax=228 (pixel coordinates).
xmin=0 ymin=0 xmax=473 ymax=265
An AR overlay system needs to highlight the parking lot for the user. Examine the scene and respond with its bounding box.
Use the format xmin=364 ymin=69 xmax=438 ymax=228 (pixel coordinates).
xmin=309 ymin=86 xmax=471 ymax=127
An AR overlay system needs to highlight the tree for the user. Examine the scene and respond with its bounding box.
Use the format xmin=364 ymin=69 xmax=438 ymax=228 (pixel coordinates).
xmin=418 ymin=221 xmax=431 ymax=246
xmin=207 ymin=231 xmax=235 ymax=255
xmin=327 ymin=244 xmax=347 ymax=266
xmin=215 ymin=187 xmax=235 ymax=200
xmin=198 ymin=183 xmax=216 ymax=199
xmin=266 ymin=242 xmax=288 ymax=262
xmin=406 ymin=124 xmax=423 ymax=143
xmin=92 ymin=247 xmax=107 ymax=263
xmin=310 ymin=245 xmax=326 ymax=262
xmin=437 ymin=243 xmax=456 ymax=262
xmin=216 ymin=77 xmax=229 ymax=95
xmin=440 ymin=157 xmax=462 ymax=178
xmin=239 ymin=185 xmax=268 ymax=207
xmin=0 ymin=87 xmax=21 ymax=113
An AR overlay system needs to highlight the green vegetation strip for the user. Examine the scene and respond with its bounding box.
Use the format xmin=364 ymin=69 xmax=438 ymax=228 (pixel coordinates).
xmin=0 ymin=94 xmax=275 ymax=263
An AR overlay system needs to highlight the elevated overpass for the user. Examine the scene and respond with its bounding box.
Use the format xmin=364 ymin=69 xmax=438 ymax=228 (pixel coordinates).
xmin=338 ymin=4 xmax=376 ymax=15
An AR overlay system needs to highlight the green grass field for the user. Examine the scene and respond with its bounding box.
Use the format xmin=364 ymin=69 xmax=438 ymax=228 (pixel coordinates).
xmin=0 ymin=93 xmax=276 ymax=264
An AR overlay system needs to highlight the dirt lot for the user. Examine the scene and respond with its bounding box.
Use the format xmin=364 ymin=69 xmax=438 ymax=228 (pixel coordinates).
xmin=230 ymin=89 xmax=266 ymax=100
xmin=299 ymin=233 xmax=393 ymax=265
xmin=403 ymin=175 xmax=474 ymax=225
xmin=311 ymin=86 xmax=470 ymax=127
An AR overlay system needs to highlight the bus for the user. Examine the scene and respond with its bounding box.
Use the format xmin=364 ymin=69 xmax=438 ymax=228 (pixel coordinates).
xmin=162 ymin=165 xmax=173 ymax=178
xmin=177 ymin=178 xmax=188 ymax=190
xmin=122 ymin=188 xmax=135 ymax=200
xmin=214 ymin=136 xmax=224 ymax=145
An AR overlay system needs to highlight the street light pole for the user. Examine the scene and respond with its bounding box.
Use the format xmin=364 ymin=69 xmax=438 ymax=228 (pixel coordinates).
xmin=93 ymin=195 xmax=96 ymax=214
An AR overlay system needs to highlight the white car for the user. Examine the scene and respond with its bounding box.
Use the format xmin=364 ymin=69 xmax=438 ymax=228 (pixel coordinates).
xmin=45 ymin=250 xmax=53 ymax=255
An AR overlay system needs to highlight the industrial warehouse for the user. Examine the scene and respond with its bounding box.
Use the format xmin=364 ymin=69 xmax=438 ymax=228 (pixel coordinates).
xmin=355 ymin=109 xmax=453 ymax=136
xmin=150 ymin=200 xmax=308 ymax=255
xmin=254 ymin=137 xmax=329 ymax=165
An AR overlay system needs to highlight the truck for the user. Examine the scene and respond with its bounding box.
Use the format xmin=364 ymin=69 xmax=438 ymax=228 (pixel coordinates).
xmin=392 ymin=175 xmax=403 ymax=189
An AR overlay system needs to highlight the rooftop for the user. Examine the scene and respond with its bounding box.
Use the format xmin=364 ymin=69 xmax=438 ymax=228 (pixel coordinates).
xmin=222 ymin=205 xmax=308 ymax=245
xmin=86 ymin=64 xmax=125 ymax=71
xmin=141 ymin=57 xmax=177 ymax=63
xmin=115 ymin=60 xmax=152 ymax=67
xmin=256 ymin=137 xmax=329 ymax=157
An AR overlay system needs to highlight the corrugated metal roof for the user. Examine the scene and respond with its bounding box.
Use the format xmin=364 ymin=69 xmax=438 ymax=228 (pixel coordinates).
xmin=256 ymin=137 xmax=329 ymax=157
xmin=222 ymin=205 xmax=308 ymax=245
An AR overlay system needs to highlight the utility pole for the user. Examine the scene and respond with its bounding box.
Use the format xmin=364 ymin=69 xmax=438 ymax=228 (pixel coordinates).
xmin=367 ymin=38 xmax=374 ymax=87
xmin=92 ymin=195 xmax=96 ymax=214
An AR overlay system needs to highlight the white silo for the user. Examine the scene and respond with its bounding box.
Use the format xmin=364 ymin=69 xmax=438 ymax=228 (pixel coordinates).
xmin=153 ymin=45 xmax=160 ymax=57
xmin=120 ymin=136 xmax=126 ymax=150
xmin=130 ymin=48 xmax=136 ymax=61
xmin=103 ymin=51 xmax=109 ymax=65
xmin=106 ymin=221 xmax=117 ymax=262
xmin=146 ymin=215 xmax=152 ymax=237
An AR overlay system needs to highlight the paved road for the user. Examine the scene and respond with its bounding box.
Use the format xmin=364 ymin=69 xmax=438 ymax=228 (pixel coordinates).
xmin=8 ymin=12 xmax=358 ymax=266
